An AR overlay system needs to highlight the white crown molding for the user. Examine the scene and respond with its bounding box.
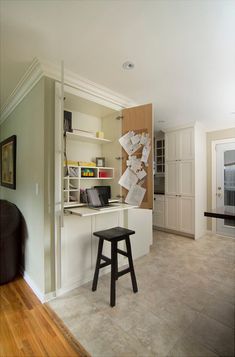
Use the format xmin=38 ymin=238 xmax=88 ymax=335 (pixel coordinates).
xmin=0 ymin=57 xmax=136 ymax=124
xmin=0 ymin=58 xmax=44 ymax=124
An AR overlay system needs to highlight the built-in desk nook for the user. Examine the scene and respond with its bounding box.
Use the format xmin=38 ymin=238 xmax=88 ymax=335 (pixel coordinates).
xmin=55 ymin=81 xmax=153 ymax=296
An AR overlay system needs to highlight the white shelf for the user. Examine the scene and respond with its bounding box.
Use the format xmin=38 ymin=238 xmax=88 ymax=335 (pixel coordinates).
xmin=66 ymin=132 xmax=112 ymax=144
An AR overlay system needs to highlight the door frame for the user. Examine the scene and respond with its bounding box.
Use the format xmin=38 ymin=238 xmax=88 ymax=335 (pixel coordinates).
xmin=211 ymin=138 xmax=235 ymax=234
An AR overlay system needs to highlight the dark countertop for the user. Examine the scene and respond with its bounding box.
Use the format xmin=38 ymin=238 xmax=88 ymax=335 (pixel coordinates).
xmin=204 ymin=206 xmax=235 ymax=220
xmin=154 ymin=192 xmax=165 ymax=195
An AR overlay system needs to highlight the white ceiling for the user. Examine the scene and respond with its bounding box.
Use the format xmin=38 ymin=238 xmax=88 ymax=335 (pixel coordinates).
xmin=1 ymin=0 xmax=235 ymax=131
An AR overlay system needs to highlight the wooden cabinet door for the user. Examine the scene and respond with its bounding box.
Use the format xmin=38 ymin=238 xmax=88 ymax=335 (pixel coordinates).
xmin=165 ymin=195 xmax=178 ymax=230
xmin=122 ymin=104 xmax=153 ymax=209
xmin=179 ymin=128 xmax=194 ymax=160
xmin=165 ymin=161 xmax=178 ymax=195
xmin=178 ymin=197 xmax=194 ymax=234
xmin=178 ymin=160 xmax=194 ymax=196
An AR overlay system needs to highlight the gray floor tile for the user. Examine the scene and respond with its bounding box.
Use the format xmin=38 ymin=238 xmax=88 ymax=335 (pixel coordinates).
xmin=187 ymin=313 xmax=235 ymax=356
xmin=48 ymin=230 xmax=235 ymax=357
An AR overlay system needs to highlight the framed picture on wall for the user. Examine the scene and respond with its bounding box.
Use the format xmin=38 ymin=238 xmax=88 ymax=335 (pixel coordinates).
xmin=96 ymin=157 xmax=105 ymax=167
xmin=0 ymin=135 xmax=17 ymax=189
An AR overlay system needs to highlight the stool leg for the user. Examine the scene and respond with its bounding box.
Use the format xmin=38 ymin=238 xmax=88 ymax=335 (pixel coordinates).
xmin=125 ymin=236 xmax=138 ymax=293
xmin=92 ymin=238 xmax=103 ymax=292
xmin=116 ymin=242 xmax=118 ymax=281
xmin=110 ymin=240 xmax=117 ymax=307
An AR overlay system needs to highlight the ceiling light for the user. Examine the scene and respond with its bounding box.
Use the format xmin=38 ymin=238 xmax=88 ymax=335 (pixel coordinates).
xmin=122 ymin=61 xmax=135 ymax=70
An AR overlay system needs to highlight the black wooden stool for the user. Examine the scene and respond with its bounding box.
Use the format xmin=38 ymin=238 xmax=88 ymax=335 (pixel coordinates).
xmin=92 ymin=226 xmax=138 ymax=307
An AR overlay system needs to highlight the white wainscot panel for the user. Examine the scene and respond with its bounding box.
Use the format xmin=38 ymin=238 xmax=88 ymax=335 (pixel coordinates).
xmin=126 ymin=209 xmax=152 ymax=260
xmin=61 ymin=215 xmax=92 ymax=290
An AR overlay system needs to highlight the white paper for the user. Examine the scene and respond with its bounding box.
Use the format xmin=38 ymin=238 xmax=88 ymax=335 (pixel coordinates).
xmin=127 ymin=156 xmax=142 ymax=173
xmin=140 ymin=133 xmax=149 ymax=146
xmin=141 ymin=144 xmax=151 ymax=163
xmin=118 ymin=168 xmax=138 ymax=190
xmin=136 ymin=169 xmax=147 ymax=180
xmin=125 ymin=184 xmax=146 ymax=206
xmin=119 ymin=131 xmax=134 ymax=155
xmin=119 ymin=131 xmax=142 ymax=155
xmin=131 ymin=134 xmax=141 ymax=145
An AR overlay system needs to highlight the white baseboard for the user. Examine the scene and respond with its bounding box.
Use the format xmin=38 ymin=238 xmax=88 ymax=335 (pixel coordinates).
xmin=22 ymin=270 xmax=45 ymax=303
xmin=20 ymin=268 xmax=56 ymax=303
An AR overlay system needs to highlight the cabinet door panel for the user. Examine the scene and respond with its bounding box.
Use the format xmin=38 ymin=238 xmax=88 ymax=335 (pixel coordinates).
xmin=165 ymin=131 xmax=179 ymax=161
xmin=61 ymin=216 xmax=92 ymax=289
xmin=179 ymin=128 xmax=194 ymax=160
xmin=153 ymin=195 xmax=165 ymax=227
xmin=178 ymin=197 xmax=194 ymax=234
xmin=127 ymin=209 xmax=152 ymax=259
xmin=122 ymin=104 xmax=153 ymax=209
xmin=165 ymin=162 xmax=178 ymax=195
xmin=178 ymin=161 xmax=194 ymax=196
xmin=165 ymin=195 xmax=178 ymax=230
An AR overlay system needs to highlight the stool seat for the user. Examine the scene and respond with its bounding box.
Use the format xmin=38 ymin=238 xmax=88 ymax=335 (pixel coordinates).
xmin=93 ymin=226 xmax=135 ymax=240
xmin=92 ymin=226 xmax=138 ymax=307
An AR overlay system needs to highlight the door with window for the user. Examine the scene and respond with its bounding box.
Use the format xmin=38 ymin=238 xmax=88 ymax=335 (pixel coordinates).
xmin=216 ymin=142 xmax=235 ymax=237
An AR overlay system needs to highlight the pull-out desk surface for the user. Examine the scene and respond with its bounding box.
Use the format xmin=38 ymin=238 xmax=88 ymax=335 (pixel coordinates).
xmin=65 ymin=203 xmax=138 ymax=217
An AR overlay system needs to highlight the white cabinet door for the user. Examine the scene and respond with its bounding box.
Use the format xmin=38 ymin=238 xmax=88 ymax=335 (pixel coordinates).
xmin=165 ymin=162 xmax=178 ymax=195
xmin=127 ymin=209 xmax=152 ymax=259
xmin=165 ymin=131 xmax=179 ymax=161
xmin=166 ymin=127 xmax=194 ymax=161
xmin=153 ymin=195 xmax=165 ymax=227
xmin=61 ymin=215 xmax=92 ymax=289
xmin=178 ymin=160 xmax=194 ymax=196
xmin=165 ymin=195 xmax=178 ymax=230
xmin=178 ymin=197 xmax=194 ymax=234
xmin=179 ymin=128 xmax=194 ymax=160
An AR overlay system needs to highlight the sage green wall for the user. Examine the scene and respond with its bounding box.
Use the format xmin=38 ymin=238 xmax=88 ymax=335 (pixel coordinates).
xmin=0 ymin=78 xmax=45 ymax=293
xmin=207 ymin=127 xmax=235 ymax=230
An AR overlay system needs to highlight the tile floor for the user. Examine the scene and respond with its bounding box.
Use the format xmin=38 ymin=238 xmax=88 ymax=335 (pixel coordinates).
xmin=48 ymin=231 xmax=235 ymax=357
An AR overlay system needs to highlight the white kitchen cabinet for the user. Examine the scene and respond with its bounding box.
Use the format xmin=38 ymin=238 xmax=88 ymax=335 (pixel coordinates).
xmin=178 ymin=196 xmax=194 ymax=234
xmin=165 ymin=131 xmax=179 ymax=161
xmin=165 ymin=195 xmax=178 ymax=230
xmin=165 ymin=162 xmax=178 ymax=195
xmin=180 ymin=127 xmax=194 ymax=160
xmin=165 ymin=127 xmax=194 ymax=161
xmin=165 ymin=160 xmax=194 ymax=197
xmin=164 ymin=123 xmax=206 ymax=239
xmin=153 ymin=194 xmax=165 ymax=228
xmin=165 ymin=195 xmax=194 ymax=234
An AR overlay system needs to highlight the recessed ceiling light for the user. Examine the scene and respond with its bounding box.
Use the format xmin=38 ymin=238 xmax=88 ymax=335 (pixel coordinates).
xmin=122 ymin=61 xmax=135 ymax=70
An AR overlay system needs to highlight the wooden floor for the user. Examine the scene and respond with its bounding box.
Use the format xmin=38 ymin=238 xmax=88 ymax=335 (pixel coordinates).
xmin=0 ymin=276 xmax=90 ymax=357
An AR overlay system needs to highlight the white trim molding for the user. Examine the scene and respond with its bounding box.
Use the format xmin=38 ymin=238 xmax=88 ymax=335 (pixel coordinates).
xmin=0 ymin=57 xmax=136 ymax=124
xmin=211 ymin=137 xmax=235 ymax=234
xmin=22 ymin=270 xmax=56 ymax=303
